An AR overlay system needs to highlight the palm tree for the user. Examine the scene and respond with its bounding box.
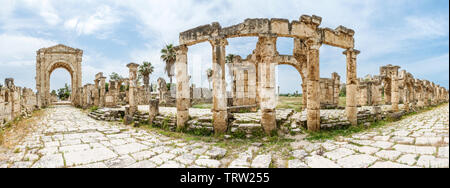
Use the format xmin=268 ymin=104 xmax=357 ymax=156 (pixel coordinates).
xmin=206 ymin=68 xmax=213 ymax=90
xmin=109 ymin=72 xmax=123 ymax=81
xmin=138 ymin=61 xmax=154 ymax=88
xmin=160 ymin=44 xmax=176 ymax=85
xmin=225 ymin=54 xmax=237 ymax=64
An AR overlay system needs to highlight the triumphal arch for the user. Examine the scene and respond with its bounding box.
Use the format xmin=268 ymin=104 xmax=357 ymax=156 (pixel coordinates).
xmin=36 ymin=44 xmax=83 ymax=107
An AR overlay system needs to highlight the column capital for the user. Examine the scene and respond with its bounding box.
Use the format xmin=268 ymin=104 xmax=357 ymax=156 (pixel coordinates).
xmin=126 ymin=62 xmax=139 ymax=69
xmin=174 ymin=45 xmax=188 ymax=55
xmin=305 ymin=38 xmax=322 ymax=50
xmin=209 ymin=37 xmax=228 ymax=47
xmin=343 ymin=48 xmax=360 ymax=56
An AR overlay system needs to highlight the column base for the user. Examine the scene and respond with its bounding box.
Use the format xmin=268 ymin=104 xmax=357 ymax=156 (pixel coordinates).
xmin=177 ymin=110 xmax=189 ymax=129
xmin=392 ymin=103 xmax=399 ymax=112
xmin=261 ymin=110 xmax=276 ymax=135
xmin=307 ymin=109 xmax=320 ymax=131
xmin=346 ymin=106 xmax=357 ymax=126
xmin=213 ymin=110 xmax=228 ymax=134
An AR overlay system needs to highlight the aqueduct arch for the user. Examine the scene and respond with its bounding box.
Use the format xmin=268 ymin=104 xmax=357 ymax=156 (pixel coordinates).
xmin=36 ymin=44 xmax=83 ymax=107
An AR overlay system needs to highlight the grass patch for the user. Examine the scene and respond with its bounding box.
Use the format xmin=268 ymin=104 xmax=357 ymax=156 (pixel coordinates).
xmin=305 ymin=120 xmax=388 ymax=141
xmin=191 ymin=103 xmax=212 ymax=109
xmin=89 ymin=106 xmax=99 ymax=112
xmin=137 ymin=122 xmax=294 ymax=151
xmin=275 ymin=96 xmax=347 ymax=112
xmin=276 ymin=96 xmax=303 ymax=112
xmin=0 ymin=109 xmax=45 ymax=148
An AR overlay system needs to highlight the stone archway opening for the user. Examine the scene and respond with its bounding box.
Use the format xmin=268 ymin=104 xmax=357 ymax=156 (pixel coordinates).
xmin=36 ymin=44 xmax=83 ymax=108
xmin=276 ymin=64 xmax=304 ymax=112
xmin=49 ymin=67 xmax=73 ymax=103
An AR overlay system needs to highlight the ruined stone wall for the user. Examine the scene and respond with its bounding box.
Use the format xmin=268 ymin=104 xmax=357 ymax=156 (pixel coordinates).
xmin=357 ymin=75 xmax=382 ymax=106
xmin=191 ymin=86 xmax=213 ymax=104
xmin=104 ymin=80 xmax=118 ymax=107
xmin=319 ymin=72 xmax=340 ymax=108
xmin=231 ymin=56 xmax=258 ymax=107
xmin=0 ymin=79 xmax=37 ymax=127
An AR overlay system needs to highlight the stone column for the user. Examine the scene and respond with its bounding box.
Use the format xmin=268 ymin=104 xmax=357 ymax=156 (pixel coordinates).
xmin=256 ymin=35 xmax=278 ymax=134
xmin=332 ymin=72 xmax=340 ymax=107
xmin=99 ymin=76 xmax=106 ymax=107
xmin=210 ymin=38 xmax=229 ymax=133
xmin=404 ymin=86 xmax=410 ymax=112
xmin=306 ymin=39 xmax=322 ymax=131
xmin=391 ymin=73 xmax=399 ymax=112
xmin=301 ymin=82 xmax=307 ymax=110
xmin=410 ymin=86 xmax=416 ymax=110
xmin=344 ymin=49 xmax=360 ymax=126
xmin=36 ymin=53 xmax=42 ymax=108
xmin=127 ymin=63 xmax=139 ymax=115
xmin=93 ymin=79 xmax=100 ymax=107
xmin=149 ymin=99 xmax=159 ymax=124
xmin=175 ymin=45 xmax=189 ymax=129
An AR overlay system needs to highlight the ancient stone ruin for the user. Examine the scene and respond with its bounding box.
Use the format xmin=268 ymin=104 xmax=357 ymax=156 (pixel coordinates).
xmin=0 ymin=78 xmax=37 ymax=127
xmin=36 ymin=44 xmax=83 ymax=108
xmin=172 ymin=15 xmax=359 ymax=133
xmin=76 ymin=16 xmax=449 ymax=137
xmin=1 ymin=16 xmax=448 ymax=137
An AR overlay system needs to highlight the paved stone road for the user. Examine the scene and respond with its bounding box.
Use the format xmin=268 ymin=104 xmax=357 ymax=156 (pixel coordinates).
xmin=0 ymin=104 xmax=448 ymax=168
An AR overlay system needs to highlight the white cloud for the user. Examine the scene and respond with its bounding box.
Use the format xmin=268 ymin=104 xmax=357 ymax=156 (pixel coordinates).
xmin=0 ymin=34 xmax=56 ymax=89
xmin=0 ymin=34 xmax=56 ymax=66
xmin=405 ymin=15 xmax=449 ymax=39
xmin=63 ymin=5 xmax=121 ymax=36
xmin=0 ymin=0 xmax=448 ymax=91
xmin=0 ymin=0 xmax=15 ymax=20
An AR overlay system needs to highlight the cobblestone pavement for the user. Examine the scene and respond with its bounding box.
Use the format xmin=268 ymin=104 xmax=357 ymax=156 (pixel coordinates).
xmin=0 ymin=104 xmax=448 ymax=168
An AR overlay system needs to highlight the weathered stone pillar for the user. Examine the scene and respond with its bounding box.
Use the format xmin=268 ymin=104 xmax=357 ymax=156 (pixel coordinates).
xmin=126 ymin=63 xmax=139 ymax=115
xmin=306 ymin=39 xmax=322 ymax=131
xmin=301 ymin=82 xmax=307 ymax=110
xmin=149 ymin=99 xmax=159 ymax=124
xmin=175 ymin=45 xmax=189 ymax=129
xmin=332 ymin=72 xmax=340 ymax=107
xmin=256 ymin=35 xmax=278 ymax=134
xmin=404 ymin=87 xmax=410 ymax=112
xmin=391 ymin=73 xmax=399 ymax=112
xmin=344 ymin=49 xmax=360 ymax=126
xmin=210 ymin=38 xmax=229 ymax=133
xmin=99 ymin=76 xmax=106 ymax=107
xmin=93 ymin=79 xmax=100 ymax=107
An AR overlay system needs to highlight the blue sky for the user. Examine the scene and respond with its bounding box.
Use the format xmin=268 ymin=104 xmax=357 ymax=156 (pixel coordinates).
xmin=0 ymin=0 xmax=448 ymax=94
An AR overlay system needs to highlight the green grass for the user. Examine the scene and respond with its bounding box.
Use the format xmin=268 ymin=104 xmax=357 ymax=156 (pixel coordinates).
xmin=305 ymin=120 xmax=388 ymax=141
xmin=276 ymin=96 xmax=346 ymax=112
xmin=191 ymin=103 xmax=212 ymax=109
xmin=191 ymin=96 xmax=347 ymax=112
xmin=89 ymin=106 xmax=99 ymax=112
xmin=276 ymin=96 xmax=303 ymax=112
xmin=137 ymin=122 xmax=293 ymax=151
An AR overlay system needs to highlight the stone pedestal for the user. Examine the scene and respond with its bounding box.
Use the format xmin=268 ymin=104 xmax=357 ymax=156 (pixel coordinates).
xmin=124 ymin=106 xmax=134 ymax=125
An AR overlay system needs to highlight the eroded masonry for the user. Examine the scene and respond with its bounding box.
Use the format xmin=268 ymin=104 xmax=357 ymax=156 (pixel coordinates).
xmin=1 ymin=15 xmax=449 ymax=136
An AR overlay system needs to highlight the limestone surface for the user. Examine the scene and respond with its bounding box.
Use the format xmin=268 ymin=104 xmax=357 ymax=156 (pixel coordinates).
xmin=0 ymin=104 xmax=448 ymax=168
